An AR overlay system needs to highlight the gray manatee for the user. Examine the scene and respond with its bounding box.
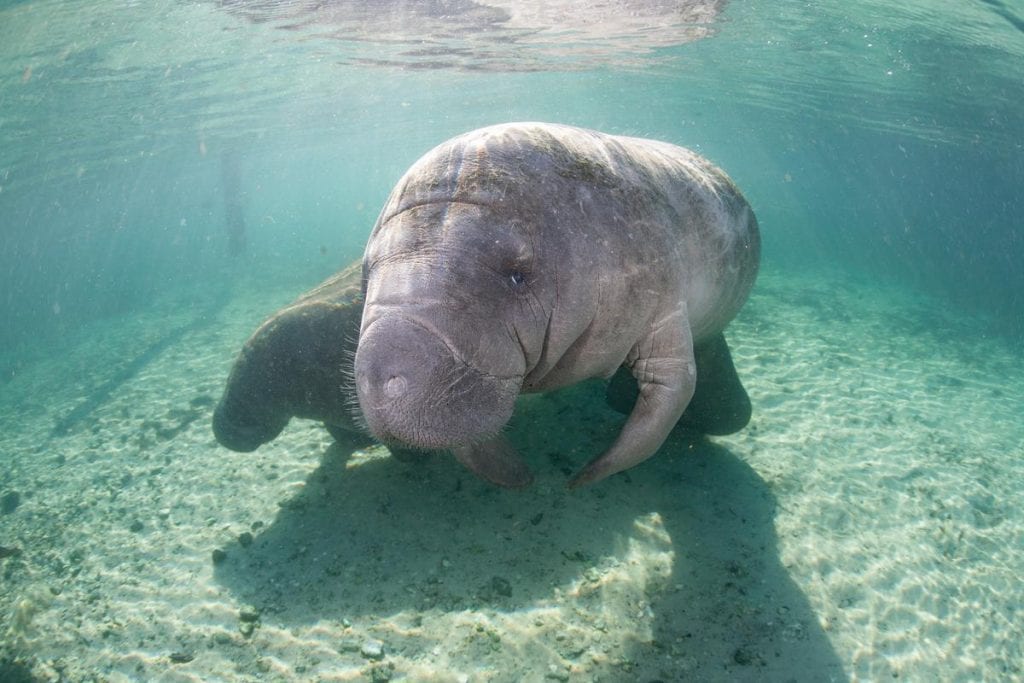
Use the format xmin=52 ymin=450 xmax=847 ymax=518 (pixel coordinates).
xmin=211 ymin=262 xmax=423 ymax=462
xmin=212 ymin=262 xmax=365 ymax=452
xmin=355 ymin=122 xmax=760 ymax=488
xmin=209 ymin=261 xmax=744 ymax=469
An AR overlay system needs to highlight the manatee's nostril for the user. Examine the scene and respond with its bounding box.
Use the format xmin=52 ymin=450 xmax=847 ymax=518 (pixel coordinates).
xmin=384 ymin=374 xmax=408 ymax=399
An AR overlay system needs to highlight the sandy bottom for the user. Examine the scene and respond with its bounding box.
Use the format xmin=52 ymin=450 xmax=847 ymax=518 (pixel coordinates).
xmin=1 ymin=265 xmax=1021 ymax=682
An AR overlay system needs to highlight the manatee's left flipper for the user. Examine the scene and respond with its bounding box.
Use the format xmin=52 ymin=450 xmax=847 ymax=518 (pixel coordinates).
xmin=605 ymin=332 xmax=751 ymax=435
xmin=604 ymin=365 xmax=636 ymax=415
xmin=679 ymin=332 xmax=751 ymax=435
xmin=570 ymin=304 xmax=696 ymax=488
xmin=452 ymin=435 xmax=534 ymax=489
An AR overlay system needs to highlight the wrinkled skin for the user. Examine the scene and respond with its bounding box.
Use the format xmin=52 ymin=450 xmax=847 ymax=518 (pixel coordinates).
xmin=355 ymin=122 xmax=760 ymax=488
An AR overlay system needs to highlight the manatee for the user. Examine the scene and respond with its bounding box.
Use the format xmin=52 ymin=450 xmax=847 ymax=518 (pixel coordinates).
xmin=354 ymin=122 xmax=760 ymax=488
xmin=212 ymin=262 xmax=365 ymax=452
xmin=212 ymin=262 xmax=424 ymax=461
xmin=209 ymin=259 xmax=701 ymax=465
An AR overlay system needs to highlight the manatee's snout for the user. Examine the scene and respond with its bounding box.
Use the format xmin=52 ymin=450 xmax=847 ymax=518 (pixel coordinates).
xmin=355 ymin=315 xmax=518 ymax=451
xmin=355 ymin=328 xmax=438 ymax=428
xmin=212 ymin=397 xmax=287 ymax=452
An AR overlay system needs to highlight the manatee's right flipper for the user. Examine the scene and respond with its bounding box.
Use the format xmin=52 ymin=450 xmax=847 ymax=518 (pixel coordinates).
xmin=605 ymin=332 xmax=751 ymax=435
xmin=324 ymin=422 xmax=360 ymax=445
xmin=452 ymin=435 xmax=534 ymax=489
xmin=389 ymin=447 xmax=426 ymax=462
xmin=323 ymin=422 xmax=426 ymax=463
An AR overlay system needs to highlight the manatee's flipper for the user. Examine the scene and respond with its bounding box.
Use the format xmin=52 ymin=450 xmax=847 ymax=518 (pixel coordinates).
xmin=605 ymin=332 xmax=751 ymax=435
xmin=680 ymin=332 xmax=751 ymax=434
xmin=324 ymin=422 xmax=358 ymax=444
xmin=323 ymin=423 xmax=425 ymax=463
xmin=605 ymin=364 xmax=636 ymax=416
xmin=570 ymin=305 xmax=696 ymax=488
xmin=452 ymin=435 xmax=534 ymax=489
xmin=389 ymin=446 xmax=426 ymax=462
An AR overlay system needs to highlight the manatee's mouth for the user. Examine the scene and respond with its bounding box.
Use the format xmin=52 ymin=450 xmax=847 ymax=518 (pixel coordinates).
xmin=354 ymin=314 xmax=521 ymax=451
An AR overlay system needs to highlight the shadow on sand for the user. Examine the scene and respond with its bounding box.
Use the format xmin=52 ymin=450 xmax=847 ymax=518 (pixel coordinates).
xmin=215 ymin=382 xmax=844 ymax=680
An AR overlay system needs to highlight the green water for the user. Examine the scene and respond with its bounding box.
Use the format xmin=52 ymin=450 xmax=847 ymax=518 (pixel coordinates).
xmin=1 ymin=2 xmax=1023 ymax=680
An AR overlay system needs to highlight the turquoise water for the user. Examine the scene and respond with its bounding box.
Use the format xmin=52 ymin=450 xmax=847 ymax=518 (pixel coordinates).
xmin=2 ymin=0 xmax=1021 ymax=355
xmin=1 ymin=1 xmax=1023 ymax=681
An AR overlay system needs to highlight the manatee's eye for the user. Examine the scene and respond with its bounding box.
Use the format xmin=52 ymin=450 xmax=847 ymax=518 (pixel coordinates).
xmin=508 ymin=270 xmax=527 ymax=287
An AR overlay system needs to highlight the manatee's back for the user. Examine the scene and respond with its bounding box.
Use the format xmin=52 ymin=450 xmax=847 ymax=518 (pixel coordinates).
xmin=368 ymin=122 xmax=759 ymax=342
xmin=608 ymin=130 xmax=761 ymax=341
